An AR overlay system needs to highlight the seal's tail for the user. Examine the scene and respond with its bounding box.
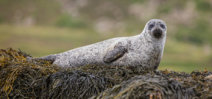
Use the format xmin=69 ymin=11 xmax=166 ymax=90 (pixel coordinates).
xmin=27 ymin=54 xmax=56 ymax=63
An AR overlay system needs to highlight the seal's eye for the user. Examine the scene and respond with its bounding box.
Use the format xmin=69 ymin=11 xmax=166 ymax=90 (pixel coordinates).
xmin=148 ymin=24 xmax=154 ymax=30
xmin=160 ymin=24 xmax=165 ymax=29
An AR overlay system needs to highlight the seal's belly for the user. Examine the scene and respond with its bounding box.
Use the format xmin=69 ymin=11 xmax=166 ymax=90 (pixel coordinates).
xmin=113 ymin=51 xmax=161 ymax=69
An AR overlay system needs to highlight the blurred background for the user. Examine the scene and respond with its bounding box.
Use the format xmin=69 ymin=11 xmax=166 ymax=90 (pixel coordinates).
xmin=0 ymin=0 xmax=212 ymax=72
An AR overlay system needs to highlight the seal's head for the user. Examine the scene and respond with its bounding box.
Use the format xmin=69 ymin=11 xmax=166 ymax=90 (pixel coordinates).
xmin=144 ymin=19 xmax=167 ymax=40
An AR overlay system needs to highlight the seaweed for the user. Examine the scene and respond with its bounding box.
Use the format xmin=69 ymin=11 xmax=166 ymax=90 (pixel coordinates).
xmin=91 ymin=70 xmax=212 ymax=99
xmin=0 ymin=48 xmax=212 ymax=99
xmin=33 ymin=70 xmax=114 ymax=99
xmin=90 ymin=75 xmax=196 ymax=99
xmin=0 ymin=48 xmax=60 ymax=98
xmin=30 ymin=64 xmax=151 ymax=98
xmin=74 ymin=65 xmax=152 ymax=83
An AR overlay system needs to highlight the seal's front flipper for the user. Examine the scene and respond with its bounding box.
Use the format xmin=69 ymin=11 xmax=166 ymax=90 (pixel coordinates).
xmin=103 ymin=42 xmax=127 ymax=63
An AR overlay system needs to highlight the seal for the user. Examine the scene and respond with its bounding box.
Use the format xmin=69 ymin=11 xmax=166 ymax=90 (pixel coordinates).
xmin=35 ymin=19 xmax=167 ymax=70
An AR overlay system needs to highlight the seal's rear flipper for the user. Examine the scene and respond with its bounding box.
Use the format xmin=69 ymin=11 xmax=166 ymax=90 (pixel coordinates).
xmin=27 ymin=54 xmax=56 ymax=63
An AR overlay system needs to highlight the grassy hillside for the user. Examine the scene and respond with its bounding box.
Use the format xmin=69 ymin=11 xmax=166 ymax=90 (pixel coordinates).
xmin=0 ymin=0 xmax=211 ymax=72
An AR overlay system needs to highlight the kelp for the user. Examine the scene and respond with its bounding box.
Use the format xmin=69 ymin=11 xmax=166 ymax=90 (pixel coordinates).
xmin=32 ymin=65 xmax=152 ymax=99
xmin=0 ymin=48 xmax=61 ymax=98
xmin=90 ymin=75 xmax=196 ymax=99
xmin=91 ymin=70 xmax=212 ymax=99
xmin=74 ymin=65 xmax=152 ymax=84
xmin=33 ymin=70 xmax=114 ymax=99
xmin=0 ymin=48 xmax=212 ymax=99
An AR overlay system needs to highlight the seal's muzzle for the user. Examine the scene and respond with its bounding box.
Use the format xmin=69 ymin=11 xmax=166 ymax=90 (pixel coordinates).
xmin=153 ymin=28 xmax=163 ymax=38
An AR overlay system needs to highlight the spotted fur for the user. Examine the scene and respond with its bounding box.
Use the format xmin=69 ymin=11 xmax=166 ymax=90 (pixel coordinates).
xmin=37 ymin=19 xmax=167 ymax=70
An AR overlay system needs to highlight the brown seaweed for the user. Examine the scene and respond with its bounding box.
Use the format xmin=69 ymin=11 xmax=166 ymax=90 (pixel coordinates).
xmin=0 ymin=48 xmax=60 ymax=98
xmin=0 ymin=48 xmax=212 ymax=99
xmin=33 ymin=70 xmax=114 ymax=99
xmin=90 ymin=74 xmax=196 ymax=99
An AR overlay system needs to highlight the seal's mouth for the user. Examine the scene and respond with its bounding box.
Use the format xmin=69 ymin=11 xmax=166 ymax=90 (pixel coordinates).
xmin=152 ymin=28 xmax=163 ymax=38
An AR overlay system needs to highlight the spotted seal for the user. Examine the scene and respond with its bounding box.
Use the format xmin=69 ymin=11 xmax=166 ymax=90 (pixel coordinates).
xmin=35 ymin=19 xmax=167 ymax=70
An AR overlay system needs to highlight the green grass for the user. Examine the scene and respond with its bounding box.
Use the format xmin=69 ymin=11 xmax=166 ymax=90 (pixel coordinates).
xmin=0 ymin=24 xmax=211 ymax=73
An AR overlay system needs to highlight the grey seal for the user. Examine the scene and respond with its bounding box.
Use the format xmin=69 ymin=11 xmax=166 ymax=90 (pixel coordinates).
xmin=35 ymin=19 xmax=167 ymax=70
